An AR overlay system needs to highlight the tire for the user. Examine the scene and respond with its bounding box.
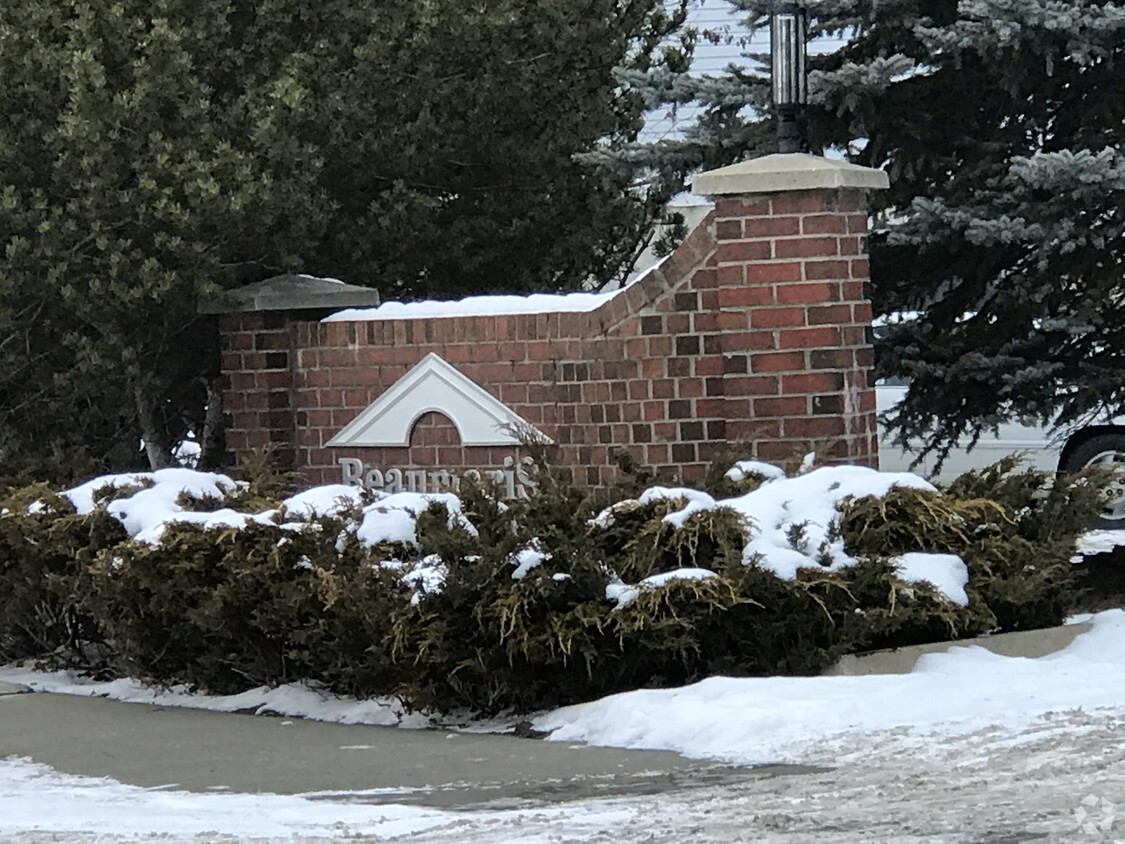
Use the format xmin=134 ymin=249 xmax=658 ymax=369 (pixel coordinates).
xmin=1061 ymin=432 xmax=1125 ymax=530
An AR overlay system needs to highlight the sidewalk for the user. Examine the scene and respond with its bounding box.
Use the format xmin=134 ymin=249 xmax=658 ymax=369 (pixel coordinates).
xmin=0 ymin=690 xmax=809 ymax=809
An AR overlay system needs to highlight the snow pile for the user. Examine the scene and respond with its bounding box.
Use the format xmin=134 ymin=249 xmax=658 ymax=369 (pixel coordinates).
xmin=892 ymin=552 xmax=969 ymax=606
xmin=719 ymin=465 xmax=936 ymax=580
xmin=354 ymin=491 xmax=475 ymax=547
xmin=53 ymin=470 xmax=475 ymax=553
xmin=606 ymin=568 xmax=719 ymax=610
xmin=533 ymin=609 xmax=1125 ymax=766
xmin=325 ymin=289 xmax=615 ymax=322
xmin=725 ymin=460 xmax=787 ymax=483
xmin=1074 ymin=529 xmax=1125 ymax=559
xmin=0 ymin=759 xmax=453 ymax=840
xmin=64 ymin=468 xmax=261 ymax=544
xmin=591 ymin=465 xmax=966 ymax=603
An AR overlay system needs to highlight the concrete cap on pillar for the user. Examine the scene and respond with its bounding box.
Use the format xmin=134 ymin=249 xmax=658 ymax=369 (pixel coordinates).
xmin=198 ymin=273 xmax=380 ymax=314
xmin=690 ymin=153 xmax=890 ymax=197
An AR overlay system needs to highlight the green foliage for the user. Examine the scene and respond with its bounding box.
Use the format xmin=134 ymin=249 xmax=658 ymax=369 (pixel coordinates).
xmin=840 ymin=456 xmax=1105 ymax=634
xmin=0 ymin=0 xmax=690 ymax=480
xmin=625 ymin=1 xmax=1125 ymax=455
xmin=0 ymin=486 xmax=126 ymax=665
xmin=85 ymin=519 xmax=406 ymax=694
xmin=0 ymin=458 xmax=1102 ymax=713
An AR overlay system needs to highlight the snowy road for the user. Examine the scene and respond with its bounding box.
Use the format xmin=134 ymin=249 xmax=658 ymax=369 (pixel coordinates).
xmin=6 ymin=612 xmax=1125 ymax=842
xmin=368 ymin=710 xmax=1125 ymax=843
xmin=6 ymin=706 xmax=1123 ymax=843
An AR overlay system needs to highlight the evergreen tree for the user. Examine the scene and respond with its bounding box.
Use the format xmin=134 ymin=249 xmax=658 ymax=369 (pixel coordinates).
xmin=0 ymin=0 xmax=687 ymax=479
xmin=627 ymin=0 xmax=1125 ymax=459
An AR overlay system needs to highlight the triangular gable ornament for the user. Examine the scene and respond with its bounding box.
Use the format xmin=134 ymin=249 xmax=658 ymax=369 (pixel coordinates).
xmin=326 ymin=353 xmax=552 ymax=448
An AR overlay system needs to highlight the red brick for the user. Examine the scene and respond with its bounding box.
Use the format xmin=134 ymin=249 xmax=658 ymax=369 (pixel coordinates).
xmin=751 ymin=351 xmax=806 ymax=373
xmin=724 ymin=331 xmax=777 ymax=352
xmin=846 ymin=213 xmax=870 ymax=234
xmin=696 ymin=398 xmax=728 ymax=417
xmin=719 ymin=285 xmax=776 ymax=308
xmin=776 ymin=282 xmax=841 ymax=305
xmin=678 ymin=379 xmax=704 ymax=399
xmin=782 ymin=372 xmax=845 ymax=393
xmin=714 ymin=240 xmax=773 ymax=264
xmin=743 ymin=216 xmax=801 ymax=238
xmin=716 ymin=311 xmax=748 ymax=331
xmin=727 ymin=418 xmax=781 ymax=441
xmin=807 ymin=304 xmax=853 ymax=325
xmin=801 ymin=214 xmax=849 ymax=235
xmin=810 ymin=349 xmax=853 ymax=370
xmin=694 ymin=357 xmax=724 ymax=377
xmin=852 ymin=302 xmax=874 ymax=324
xmin=783 ymin=416 xmax=847 ymax=438
xmin=692 ymin=311 xmax=722 ymax=332
xmin=715 ymin=219 xmax=743 ymax=240
xmin=715 ymin=265 xmax=745 ymax=286
xmin=725 ymin=375 xmax=780 ymax=395
xmin=714 ymin=198 xmax=771 ymax=218
xmin=850 ymin=259 xmax=871 ymax=280
xmin=751 ymin=307 xmax=806 ymax=329
xmin=771 ymin=194 xmax=829 ymax=215
xmin=744 ymin=262 xmax=803 ymax=284
xmin=754 ymin=396 xmax=809 ymax=417
xmin=774 ymin=236 xmax=840 ymax=259
xmin=689 ymin=268 xmax=721 ymax=290
xmin=803 ymin=260 xmax=851 ymax=281
xmin=779 ymin=327 xmax=842 ymax=350
xmin=255 ymin=370 xmax=290 ymax=389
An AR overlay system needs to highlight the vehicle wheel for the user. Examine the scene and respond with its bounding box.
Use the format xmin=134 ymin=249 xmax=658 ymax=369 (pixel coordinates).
xmin=1061 ymin=433 xmax=1125 ymax=530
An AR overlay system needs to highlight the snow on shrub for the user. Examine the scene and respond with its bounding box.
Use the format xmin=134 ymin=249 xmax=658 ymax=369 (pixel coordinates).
xmin=0 ymin=452 xmax=1104 ymax=712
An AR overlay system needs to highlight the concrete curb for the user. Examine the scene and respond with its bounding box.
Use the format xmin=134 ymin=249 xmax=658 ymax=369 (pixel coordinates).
xmin=0 ymin=680 xmax=32 ymax=696
xmin=825 ymin=621 xmax=1093 ymax=677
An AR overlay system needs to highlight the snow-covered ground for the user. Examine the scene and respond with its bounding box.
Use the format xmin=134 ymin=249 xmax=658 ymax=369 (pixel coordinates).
xmin=6 ymin=468 xmax=1123 ymax=840
xmin=4 ymin=611 xmax=1125 ymax=841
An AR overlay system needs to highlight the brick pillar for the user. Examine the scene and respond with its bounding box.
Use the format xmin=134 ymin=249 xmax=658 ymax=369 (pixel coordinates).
xmin=691 ymin=154 xmax=890 ymax=467
xmin=219 ymin=312 xmax=297 ymax=468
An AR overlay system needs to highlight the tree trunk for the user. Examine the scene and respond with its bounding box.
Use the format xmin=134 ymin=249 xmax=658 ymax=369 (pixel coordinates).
xmin=198 ymin=376 xmax=227 ymax=471
xmin=133 ymin=381 xmax=169 ymax=470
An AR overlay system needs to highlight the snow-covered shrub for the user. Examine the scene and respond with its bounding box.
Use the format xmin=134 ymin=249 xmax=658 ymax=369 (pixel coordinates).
xmin=840 ymin=455 xmax=1105 ymax=636
xmin=84 ymin=517 xmax=407 ymax=694
xmin=0 ymin=453 xmax=1105 ymax=713
xmin=0 ymin=485 xmax=126 ymax=665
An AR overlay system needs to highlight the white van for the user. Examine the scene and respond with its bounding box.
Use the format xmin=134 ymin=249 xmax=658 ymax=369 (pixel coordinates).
xmin=876 ymin=384 xmax=1125 ymax=529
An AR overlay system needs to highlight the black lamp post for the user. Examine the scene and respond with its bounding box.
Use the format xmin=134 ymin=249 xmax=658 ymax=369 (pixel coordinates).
xmin=771 ymin=1 xmax=808 ymax=154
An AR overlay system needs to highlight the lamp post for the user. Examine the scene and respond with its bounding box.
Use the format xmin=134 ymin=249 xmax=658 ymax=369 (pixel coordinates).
xmin=771 ymin=1 xmax=808 ymax=154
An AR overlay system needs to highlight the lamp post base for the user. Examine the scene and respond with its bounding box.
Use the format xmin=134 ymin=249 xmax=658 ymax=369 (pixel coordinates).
xmin=777 ymin=107 xmax=802 ymax=154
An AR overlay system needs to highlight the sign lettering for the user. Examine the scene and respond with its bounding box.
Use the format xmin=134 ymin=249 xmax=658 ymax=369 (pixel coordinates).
xmin=339 ymin=456 xmax=536 ymax=499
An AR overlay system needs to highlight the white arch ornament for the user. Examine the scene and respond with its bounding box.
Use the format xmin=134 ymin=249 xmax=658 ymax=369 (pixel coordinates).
xmin=325 ymin=353 xmax=552 ymax=448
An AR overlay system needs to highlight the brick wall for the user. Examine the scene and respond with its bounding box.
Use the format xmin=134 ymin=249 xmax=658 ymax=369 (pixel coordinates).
xmin=220 ymin=186 xmax=879 ymax=489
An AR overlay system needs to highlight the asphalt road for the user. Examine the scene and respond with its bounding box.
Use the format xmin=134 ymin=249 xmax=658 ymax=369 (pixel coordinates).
xmin=0 ymin=691 xmax=813 ymax=809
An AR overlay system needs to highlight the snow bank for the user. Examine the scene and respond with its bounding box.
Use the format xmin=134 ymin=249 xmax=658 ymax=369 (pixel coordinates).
xmin=7 ymin=612 xmax=1125 ymax=772
xmin=533 ymin=610 xmax=1125 ymax=766
xmin=0 ymin=758 xmax=452 ymax=840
